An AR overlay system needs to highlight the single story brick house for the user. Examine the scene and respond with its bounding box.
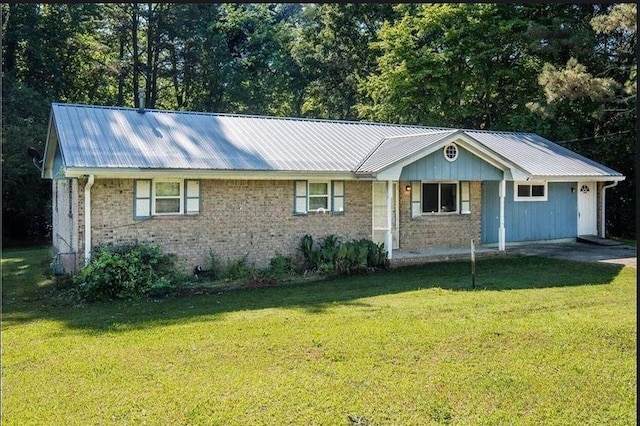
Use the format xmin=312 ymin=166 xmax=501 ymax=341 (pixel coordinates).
xmin=42 ymin=103 xmax=625 ymax=274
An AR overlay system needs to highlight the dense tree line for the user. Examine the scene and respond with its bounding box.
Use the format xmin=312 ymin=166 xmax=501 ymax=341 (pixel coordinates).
xmin=2 ymin=3 xmax=636 ymax=243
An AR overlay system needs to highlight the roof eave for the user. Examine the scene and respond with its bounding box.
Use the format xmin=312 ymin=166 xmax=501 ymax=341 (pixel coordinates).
xmin=528 ymin=175 xmax=626 ymax=182
xmin=61 ymin=167 xmax=360 ymax=181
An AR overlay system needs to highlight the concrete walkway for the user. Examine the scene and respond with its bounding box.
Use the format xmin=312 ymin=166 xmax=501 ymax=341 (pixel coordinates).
xmin=391 ymin=241 xmax=637 ymax=268
xmin=506 ymin=241 xmax=636 ymax=268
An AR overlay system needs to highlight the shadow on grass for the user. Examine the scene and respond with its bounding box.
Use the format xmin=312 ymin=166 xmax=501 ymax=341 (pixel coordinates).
xmin=2 ymin=247 xmax=626 ymax=333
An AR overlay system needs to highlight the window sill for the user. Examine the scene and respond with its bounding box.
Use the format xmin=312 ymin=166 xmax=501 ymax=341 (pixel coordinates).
xmin=149 ymin=214 xmax=200 ymax=220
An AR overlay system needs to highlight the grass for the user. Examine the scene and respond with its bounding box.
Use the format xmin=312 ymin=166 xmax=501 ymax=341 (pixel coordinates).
xmin=2 ymin=246 xmax=636 ymax=425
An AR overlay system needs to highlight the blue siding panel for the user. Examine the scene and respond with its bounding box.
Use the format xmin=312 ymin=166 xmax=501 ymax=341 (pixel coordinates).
xmin=400 ymin=146 xmax=503 ymax=181
xmin=482 ymin=181 xmax=578 ymax=244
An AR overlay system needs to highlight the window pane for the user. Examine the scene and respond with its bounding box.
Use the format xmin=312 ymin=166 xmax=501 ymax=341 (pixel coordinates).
xmin=532 ymin=185 xmax=545 ymax=197
xmin=517 ymin=185 xmax=530 ymax=197
xmin=440 ymin=183 xmax=457 ymax=212
xmin=309 ymin=197 xmax=328 ymax=210
xmin=156 ymin=182 xmax=180 ymax=196
xmin=156 ymin=198 xmax=180 ymax=213
xmin=309 ymin=183 xmax=328 ymax=196
xmin=422 ymin=183 xmax=438 ymax=213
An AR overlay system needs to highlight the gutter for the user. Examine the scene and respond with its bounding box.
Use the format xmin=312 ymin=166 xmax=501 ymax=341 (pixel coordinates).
xmin=84 ymin=175 xmax=95 ymax=265
xmin=600 ymin=180 xmax=619 ymax=238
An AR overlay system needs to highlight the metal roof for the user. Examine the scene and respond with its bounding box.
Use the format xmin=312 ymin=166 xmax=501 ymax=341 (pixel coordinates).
xmin=465 ymin=131 xmax=623 ymax=178
xmin=355 ymin=131 xmax=457 ymax=174
xmin=47 ymin=103 xmax=623 ymax=179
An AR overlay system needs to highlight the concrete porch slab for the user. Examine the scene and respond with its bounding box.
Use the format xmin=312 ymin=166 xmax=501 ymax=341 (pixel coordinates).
xmin=390 ymin=246 xmax=501 ymax=267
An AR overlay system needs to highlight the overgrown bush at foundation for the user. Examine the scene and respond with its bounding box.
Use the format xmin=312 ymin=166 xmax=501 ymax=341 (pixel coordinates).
xmin=73 ymin=242 xmax=181 ymax=301
xmin=299 ymin=234 xmax=389 ymax=275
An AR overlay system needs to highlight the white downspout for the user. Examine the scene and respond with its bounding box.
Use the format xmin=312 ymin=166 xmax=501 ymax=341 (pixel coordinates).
xmin=600 ymin=181 xmax=618 ymax=238
xmin=386 ymin=180 xmax=393 ymax=260
xmin=84 ymin=175 xmax=95 ymax=265
xmin=499 ymin=179 xmax=506 ymax=252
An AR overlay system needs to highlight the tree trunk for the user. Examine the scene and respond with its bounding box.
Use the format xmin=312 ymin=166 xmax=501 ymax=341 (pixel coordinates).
xmin=132 ymin=3 xmax=140 ymax=108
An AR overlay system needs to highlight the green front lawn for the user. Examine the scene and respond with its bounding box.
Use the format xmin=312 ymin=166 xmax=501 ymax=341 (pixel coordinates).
xmin=2 ymin=246 xmax=636 ymax=425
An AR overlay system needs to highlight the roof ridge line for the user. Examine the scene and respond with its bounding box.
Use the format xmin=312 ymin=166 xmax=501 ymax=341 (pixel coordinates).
xmin=52 ymin=102 xmax=443 ymax=130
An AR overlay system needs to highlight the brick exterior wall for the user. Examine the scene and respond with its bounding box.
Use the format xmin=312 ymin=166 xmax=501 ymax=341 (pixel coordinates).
xmin=52 ymin=178 xmax=79 ymax=274
xmin=397 ymin=180 xmax=482 ymax=250
xmin=60 ymin=177 xmax=484 ymax=274
xmin=82 ymin=178 xmax=373 ymax=271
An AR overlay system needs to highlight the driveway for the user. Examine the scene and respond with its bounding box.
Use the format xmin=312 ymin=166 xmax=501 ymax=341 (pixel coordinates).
xmin=507 ymin=241 xmax=637 ymax=268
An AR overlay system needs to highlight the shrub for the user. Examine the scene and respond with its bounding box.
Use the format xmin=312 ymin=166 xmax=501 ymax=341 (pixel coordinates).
xmin=73 ymin=242 xmax=179 ymax=302
xmin=298 ymin=235 xmax=389 ymax=276
xmin=269 ymin=253 xmax=296 ymax=277
xmin=299 ymin=234 xmax=319 ymax=270
xmin=224 ymin=254 xmax=256 ymax=282
xmin=207 ymin=249 xmax=224 ymax=280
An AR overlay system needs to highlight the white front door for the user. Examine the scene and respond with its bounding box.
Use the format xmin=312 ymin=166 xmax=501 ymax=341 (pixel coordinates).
xmin=577 ymin=181 xmax=597 ymax=235
xmin=372 ymin=182 xmax=399 ymax=249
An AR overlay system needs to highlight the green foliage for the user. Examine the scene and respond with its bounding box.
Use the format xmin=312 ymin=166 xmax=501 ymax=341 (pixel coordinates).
xmin=299 ymin=234 xmax=389 ymax=276
xmin=269 ymin=253 xmax=296 ymax=277
xmin=207 ymin=249 xmax=224 ymax=280
xmin=73 ymin=243 xmax=179 ymax=302
xmin=299 ymin=234 xmax=320 ymax=271
xmin=223 ymin=254 xmax=257 ymax=282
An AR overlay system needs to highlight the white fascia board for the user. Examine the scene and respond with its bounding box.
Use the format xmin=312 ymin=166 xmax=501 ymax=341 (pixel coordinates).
xmin=42 ymin=112 xmax=58 ymax=179
xmin=62 ymin=168 xmax=358 ymax=181
xmin=372 ymin=131 xmax=527 ymax=182
xmin=529 ymin=175 xmax=626 ymax=182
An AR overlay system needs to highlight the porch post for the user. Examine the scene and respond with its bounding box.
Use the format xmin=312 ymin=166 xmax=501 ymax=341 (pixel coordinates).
xmin=386 ymin=180 xmax=393 ymax=260
xmin=499 ymin=179 xmax=506 ymax=252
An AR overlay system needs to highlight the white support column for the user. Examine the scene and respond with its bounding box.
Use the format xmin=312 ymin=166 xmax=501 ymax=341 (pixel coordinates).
xmin=499 ymin=179 xmax=506 ymax=252
xmin=386 ymin=180 xmax=393 ymax=260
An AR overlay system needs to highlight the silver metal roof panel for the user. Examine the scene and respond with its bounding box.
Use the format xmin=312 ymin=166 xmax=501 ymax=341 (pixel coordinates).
xmin=465 ymin=131 xmax=623 ymax=178
xmin=49 ymin=103 xmax=623 ymax=179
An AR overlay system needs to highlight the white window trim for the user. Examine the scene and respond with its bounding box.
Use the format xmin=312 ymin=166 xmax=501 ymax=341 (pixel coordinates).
xmin=421 ymin=181 xmax=459 ymax=215
xmin=514 ymin=181 xmax=548 ymax=202
xmin=307 ymin=181 xmax=331 ymax=213
xmin=294 ymin=180 xmax=345 ymax=215
xmin=152 ymin=179 xmax=184 ymax=215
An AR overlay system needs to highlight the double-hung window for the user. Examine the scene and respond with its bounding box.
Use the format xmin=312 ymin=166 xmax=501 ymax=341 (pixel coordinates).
xmin=308 ymin=182 xmax=329 ymax=211
xmin=294 ymin=180 xmax=345 ymax=215
xmin=134 ymin=179 xmax=200 ymax=219
xmin=154 ymin=181 xmax=182 ymax=214
xmin=411 ymin=181 xmax=471 ymax=217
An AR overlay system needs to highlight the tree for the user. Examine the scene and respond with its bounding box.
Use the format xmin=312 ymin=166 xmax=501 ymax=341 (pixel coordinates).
xmin=528 ymin=4 xmax=636 ymax=238
xmin=357 ymin=4 xmax=541 ymax=129
xmin=291 ymin=3 xmax=397 ymax=119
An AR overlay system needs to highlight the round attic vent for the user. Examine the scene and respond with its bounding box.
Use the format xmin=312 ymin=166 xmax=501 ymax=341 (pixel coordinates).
xmin=443 ymin=143 xmax=458 ymax=162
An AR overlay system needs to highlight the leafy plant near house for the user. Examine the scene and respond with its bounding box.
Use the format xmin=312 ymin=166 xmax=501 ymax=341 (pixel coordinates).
xmin=298 ymin=234 xmax=389 ymax=275
xmin=269 ymin=253 xmax=296 ymax=277
xmin=73 ymin=242 xmax=181 ymax=302
xmin=224 ymin=255 xmax=253 ymax=282
xmin=299 ymin=234 xmax=320 ymax=271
